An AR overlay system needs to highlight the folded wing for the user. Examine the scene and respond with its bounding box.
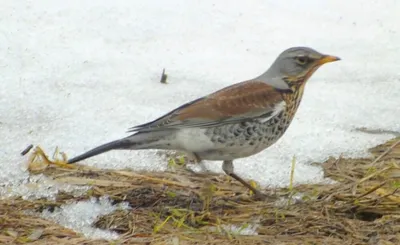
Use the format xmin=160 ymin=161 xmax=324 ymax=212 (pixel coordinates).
xmin=128 ymin=81 xmax=286 ymax=132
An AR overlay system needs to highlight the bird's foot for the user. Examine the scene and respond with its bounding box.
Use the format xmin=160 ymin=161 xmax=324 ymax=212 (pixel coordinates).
xmin=185 ymin=162 xmax=213 ymax=175
xmin=184 ymin=152 xmax=213 ymax=174
xmin=185 ymin=152 xmax=202 ymax=164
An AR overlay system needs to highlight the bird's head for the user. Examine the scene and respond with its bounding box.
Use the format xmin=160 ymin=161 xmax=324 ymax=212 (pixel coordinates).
xmin=265 ymin=47 xmax=340 ymax=88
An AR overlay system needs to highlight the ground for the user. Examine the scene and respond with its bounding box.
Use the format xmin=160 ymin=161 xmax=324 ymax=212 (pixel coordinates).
xmin=0 ymin=0 xmax=399 ymax=243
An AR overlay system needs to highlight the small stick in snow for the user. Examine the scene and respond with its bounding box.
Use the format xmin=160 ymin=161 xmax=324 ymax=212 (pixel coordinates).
xmin=160 ymin=68 xmax=168 ymax=84
xmin=21 ymin=144 xmax=34 ymax=156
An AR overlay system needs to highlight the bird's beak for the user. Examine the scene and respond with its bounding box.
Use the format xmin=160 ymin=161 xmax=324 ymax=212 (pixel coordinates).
xmin=318 ymin=55 xmax=341 ymax=65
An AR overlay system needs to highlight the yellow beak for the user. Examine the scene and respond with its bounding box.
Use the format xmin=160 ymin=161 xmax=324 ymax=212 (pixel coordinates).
xmin=318 ymin=55 xmax=341 ymax=65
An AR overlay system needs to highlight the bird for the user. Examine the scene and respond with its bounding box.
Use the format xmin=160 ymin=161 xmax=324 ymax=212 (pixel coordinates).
xmin=66 ymin=46 xmax=340 ymax=199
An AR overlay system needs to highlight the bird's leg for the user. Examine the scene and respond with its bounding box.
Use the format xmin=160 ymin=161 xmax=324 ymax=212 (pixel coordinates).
xmin=186 ymin=152 xmax=202 ymax=164
xmin=222 ymin=160 xmax=265 ymax=199
xmin=185 ymin=152 xmax=210 ymax=173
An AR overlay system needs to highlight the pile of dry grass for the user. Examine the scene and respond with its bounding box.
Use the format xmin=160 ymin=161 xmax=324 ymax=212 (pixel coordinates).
xmin=1 ymin=137 xmax=399 ymax=244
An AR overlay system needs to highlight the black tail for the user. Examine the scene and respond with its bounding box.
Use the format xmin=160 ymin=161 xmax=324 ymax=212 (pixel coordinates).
xmin=67 ymin=139 xmax=132 ymax=164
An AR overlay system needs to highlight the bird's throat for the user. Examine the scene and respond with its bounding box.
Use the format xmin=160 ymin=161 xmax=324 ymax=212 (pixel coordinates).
xmin=282 ymin=82 xmax=307 ymax=119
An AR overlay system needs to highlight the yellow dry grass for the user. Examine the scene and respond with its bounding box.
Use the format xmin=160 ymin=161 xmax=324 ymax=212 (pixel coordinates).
xmin=1 ymin=137 xmax=400 ymax=245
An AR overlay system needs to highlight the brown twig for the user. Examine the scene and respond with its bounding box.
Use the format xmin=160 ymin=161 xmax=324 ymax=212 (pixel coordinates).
xmin=160 ymin=68 xmax=168 ymax=84
xmin=21 ymin=144 xmax=34 ymax=156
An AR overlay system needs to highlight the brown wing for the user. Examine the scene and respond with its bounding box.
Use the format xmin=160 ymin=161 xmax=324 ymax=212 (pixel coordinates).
xmin=128 ymin=81 xmax=285 ymax=132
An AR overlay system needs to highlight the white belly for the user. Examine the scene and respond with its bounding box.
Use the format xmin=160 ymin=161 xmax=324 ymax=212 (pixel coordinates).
xmin=175 ymin=128 xmax=215 ymax=153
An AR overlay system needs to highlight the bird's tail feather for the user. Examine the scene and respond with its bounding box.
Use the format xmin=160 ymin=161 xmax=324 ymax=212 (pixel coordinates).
xmin=67 ymin=139 xmax=132 ymax=164
xmin=67 ymin=130 xmax=174 ymax=164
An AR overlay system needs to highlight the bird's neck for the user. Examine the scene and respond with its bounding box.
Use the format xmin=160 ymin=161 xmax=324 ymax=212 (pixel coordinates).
xmin=282 ymin=81 xmax=307 ymax=119
xmin=256 ymin=68 xmax=309 ymax=115
xmin=255 ymin=69 xmax=291 ymax=91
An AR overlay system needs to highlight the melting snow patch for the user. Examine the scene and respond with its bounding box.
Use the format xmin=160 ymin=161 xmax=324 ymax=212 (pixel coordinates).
xmin=39 ymin=196 xmax=130 ymax=240
xmin=209 ymin=224 xmax=259 ymax=236
xmin=0 ymin=174 xmax=89 ymax=201
xmin=0 ymin=154 xmax=89 ymax=200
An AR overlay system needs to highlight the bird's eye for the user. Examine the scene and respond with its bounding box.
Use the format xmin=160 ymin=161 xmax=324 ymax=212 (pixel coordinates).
xmin=295 ymin=56 xmax=308 ymax=65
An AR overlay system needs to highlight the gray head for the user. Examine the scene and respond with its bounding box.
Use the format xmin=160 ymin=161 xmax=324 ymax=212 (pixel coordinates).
xmin=257 ymin=46 xmax=340 ymax=89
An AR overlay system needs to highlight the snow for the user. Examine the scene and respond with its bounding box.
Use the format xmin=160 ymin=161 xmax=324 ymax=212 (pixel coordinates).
xmin=39 ymin=196 xmax=129 ymax=240
xmin=0 ymin=0 xmax=399 ymax=240
xmin=0 ymin=172 xmax=89 ymax=201
xmin=209 ymin=224 xmax=259 ymax=236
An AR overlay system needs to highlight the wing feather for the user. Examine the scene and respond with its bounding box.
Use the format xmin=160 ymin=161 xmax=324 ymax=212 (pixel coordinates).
xmin=128 ymin=81 xmax=286 ymax=132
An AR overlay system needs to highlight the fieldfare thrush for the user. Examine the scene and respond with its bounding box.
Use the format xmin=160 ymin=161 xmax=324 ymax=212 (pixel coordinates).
xmin=67 ymin=47 xmax=340 ymax=198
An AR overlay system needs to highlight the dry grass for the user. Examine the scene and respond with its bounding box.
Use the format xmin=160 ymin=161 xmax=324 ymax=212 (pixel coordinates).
xmin=1 ymin=137 xmax=400 ymax=245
